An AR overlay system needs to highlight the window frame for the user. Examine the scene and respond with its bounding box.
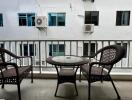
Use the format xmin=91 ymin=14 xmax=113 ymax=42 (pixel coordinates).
xmin=0 ymin=13 xmax=3 ymax=27
xmin=85 ymin=11 xmax=99 ymax=26
xmin=83 ymin=43 xmax=96 ymax=57
xmin=20 ymin=44 xmax=36 ymax=56
xmin=49 ymin=44 xmax=65 ymax=56
xmin=18 ymin=13 xmax=35 ymax=26
xmin=48 ymin=12 xmax=66 ymax=26
xmin=116 ymin=11 xmax=130 ymax=26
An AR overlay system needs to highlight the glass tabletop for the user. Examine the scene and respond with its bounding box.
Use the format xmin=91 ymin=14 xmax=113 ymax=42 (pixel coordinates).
xmin=52 ymin=56 xmax=83 ymax=63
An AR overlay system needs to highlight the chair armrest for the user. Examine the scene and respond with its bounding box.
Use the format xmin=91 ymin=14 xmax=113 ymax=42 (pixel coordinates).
xmin=89 ymin=62 xmax=112 ymax=67
xmin=0 ymin=62 xmax=18 ymax=68
xmin=0 ymin=48 xmax=32 ymax=61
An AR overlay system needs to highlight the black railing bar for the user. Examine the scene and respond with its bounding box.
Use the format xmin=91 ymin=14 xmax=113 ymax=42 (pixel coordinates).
xmin=76 ymin=41 xmax=78 ymax=56
xmin=15 ymin=41 xmax=17 ymax=64
xmin=70 ymin=41 xmax=71 ymax=56
xmin=95 ymin=41 xmax=98 ymax=54
xmin=64 ymin=41 xmax=66 ymax=56
xmin=9 ymin=41 xmax=11 ymax=62
xmin=45 ymin=41 xmax=47 ymax=67
xmin=33 ymin=41 xmax=35 ymax=67
xmin=39 ymin=41 xmax=41 ymax=74
xmin=89 ymin=40 xmax=91 ymax=56
xmin=120 ymin=41 xmax=123 ymax=68
xmin=20 ymin=41 xmax=23 ymax=66
xmin=114 ymin=40 xmax=117 ymax=68
xmin=127 ymin=41 xmax=130 ymax=68
xmin=27 ymin=41 xmax=29 ymax=65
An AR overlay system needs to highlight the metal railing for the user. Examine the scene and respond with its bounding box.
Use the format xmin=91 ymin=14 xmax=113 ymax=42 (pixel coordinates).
xmin=0 ymin=40 xmax=132 ymax=74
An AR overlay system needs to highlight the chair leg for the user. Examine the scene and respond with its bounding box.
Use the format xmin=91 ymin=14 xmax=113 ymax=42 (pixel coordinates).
xmin=1 ymin=79 xmax=4 ymax=89
xmin=54 ymin=82 xmax=59 ymax=97
xmin=1 ymin=83 xmax=4 ymax=89
xmin=79 ymin=68 xmax=81 ymax=82
xmin=17 ymin=83 xmax=21 ymax=100
xmin=31 ymin=69 xmax=33 ymax=83
xmin=74 ymin=82 xmax=78 ymax=96
xmin=88 ymin=81 xmax=91 ymax=100
xmin=109 ymin=76 xmax=121 ymax=100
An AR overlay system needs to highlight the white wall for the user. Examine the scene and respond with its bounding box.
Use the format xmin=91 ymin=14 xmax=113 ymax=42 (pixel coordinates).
xmin=0 ymin=0 xmax=132 ymax=40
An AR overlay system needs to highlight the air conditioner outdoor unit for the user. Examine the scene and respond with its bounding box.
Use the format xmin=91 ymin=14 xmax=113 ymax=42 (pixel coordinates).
xmin=84 ymin=24 xmax=94 ymax=33
xmin=35 ymin=16 xmax=47 ymax=28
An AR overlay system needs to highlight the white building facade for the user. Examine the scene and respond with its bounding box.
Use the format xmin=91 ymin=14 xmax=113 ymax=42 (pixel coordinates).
xmin=0 ymin=0 xmax=132 ymax=72
xmin=0 ymin=0 xmax=132 ymax=40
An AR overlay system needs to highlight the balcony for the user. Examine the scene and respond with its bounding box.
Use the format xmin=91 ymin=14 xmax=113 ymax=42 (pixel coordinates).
xmin=0 ymin=39 xmax=132 ymax=100
xmin=0 ymin=39 xmax=132 ymax=79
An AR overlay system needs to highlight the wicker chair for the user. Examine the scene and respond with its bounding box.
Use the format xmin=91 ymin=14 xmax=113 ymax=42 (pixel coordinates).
xmin=0 ymin=48 xmax=33 ymax=100
xmin=80 ymin=45 xmax=125 ymax=100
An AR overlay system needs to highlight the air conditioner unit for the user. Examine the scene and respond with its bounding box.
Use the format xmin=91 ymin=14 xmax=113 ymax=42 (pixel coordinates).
xmin=35 ymin=16 xmax=47 ymax=28
xmin=84 ymin=24 xmax=94 ymax=33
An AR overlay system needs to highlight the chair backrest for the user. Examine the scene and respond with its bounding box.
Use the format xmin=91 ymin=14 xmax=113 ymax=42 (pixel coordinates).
xmin=0 ymin=48 xmax=15 ymax=70
xmin=96 ymin=45 xmax=125 ymax=73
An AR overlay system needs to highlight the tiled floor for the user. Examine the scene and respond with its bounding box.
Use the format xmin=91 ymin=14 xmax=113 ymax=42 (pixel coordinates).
xmin=0 ymin=79 xmax=132 ymax=100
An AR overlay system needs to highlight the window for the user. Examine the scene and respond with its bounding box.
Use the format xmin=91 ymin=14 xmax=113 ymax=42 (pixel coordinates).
xmin=0 ymin=43 xmax=4 ymax=48
xmin=49 ymin=44 xmax=65 ymax=56
xmin=83 ymin=43 xmax=96 ymax=57
xmin=48 ymin=13 xmax=65 ymax=26
xmin=18 ymin=13 xmax=35 ymax=26
xmin=116 ymin=11 xmax=130 ymax=26
xmin=117 ymin=43 xmax=127 ymax=58
xmin=85 ymin=11 xmax=99 ymax=26
xmin=0 ymin=14 xmax=3 ymax=27
xmin=20 ymin=44 xmax=36 ymax=56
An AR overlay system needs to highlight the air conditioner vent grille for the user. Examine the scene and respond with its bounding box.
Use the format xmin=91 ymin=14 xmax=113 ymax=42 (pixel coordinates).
xmin=84 ymin=24 xmax=94 ymax=33
xmin=35 ymin=16 xmax=47 ymax=28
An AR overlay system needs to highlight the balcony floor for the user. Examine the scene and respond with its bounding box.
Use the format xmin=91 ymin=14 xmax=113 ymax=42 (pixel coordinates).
xmin=0 ymin=79 xmax=132 ymax=100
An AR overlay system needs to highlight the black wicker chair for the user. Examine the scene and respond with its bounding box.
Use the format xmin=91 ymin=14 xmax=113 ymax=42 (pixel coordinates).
xmin=0 ymin=48 xmax=33 ymax=100
xmin=80 ymin=45 xmax=125 ymax=100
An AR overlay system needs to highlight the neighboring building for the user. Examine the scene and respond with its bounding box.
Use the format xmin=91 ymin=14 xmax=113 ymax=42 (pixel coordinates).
xmin=0 ymin=0 xmax=131 ymax=67
xmin=0 ymin=0 xmax=132 ymax=40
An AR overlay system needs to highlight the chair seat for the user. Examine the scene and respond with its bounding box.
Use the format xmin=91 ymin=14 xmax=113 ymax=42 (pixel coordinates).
xmin=2 ymin=66 xmax=31 ymax=78
xmin=59 ymin=68 xmax=75 ymax=76
xmin=81 ymin=64 xmax=108 ymax=76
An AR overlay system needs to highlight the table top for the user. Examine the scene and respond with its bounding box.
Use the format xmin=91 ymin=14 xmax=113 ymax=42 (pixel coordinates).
xmin=46 ymin=56 xmax=89 ymax=66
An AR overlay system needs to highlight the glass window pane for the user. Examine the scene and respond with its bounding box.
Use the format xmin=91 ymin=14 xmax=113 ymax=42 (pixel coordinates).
xmin=27 ymin=13 xmax=35 ymax=26
xmin=53 ymin=44 xmax=57 ymax=52
xmin=85 ymin=11 xmax=99 ymax=25
xmin=59 ymin=44 xmax=64 ymax=52
xmin=116 ymin=11 xmax=130 ymax=26
xmin=24 ymin=44 xmax=28 ymax=56
xmin=19 ymin=14 xmax=27 ymax=26
xmin=116 ymin=43 xmax=127 ymax=58
xmin=49 ymin=45 xmax=52 ymax=56
xmin=91 ymin=12 xmax=99 ymax=25
xmin=83 ymin=43 xmax=88 ymax=56
xmin=90 ymin=43 xmax=95 ymax=56
xmin=85 ymin=12 xmax=91 ymax=24
xmin=48 ymin=13 xmax=57 ymax=26
xmin=0 ymin=14 xmax=3 ymax=26
xmin=29 ymin=44 xmax=34 ymax=56
xmin=57 ymin=13 xmax=65 ymax=26
xmin=20 ymin=44 xmax=22 ymax=56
